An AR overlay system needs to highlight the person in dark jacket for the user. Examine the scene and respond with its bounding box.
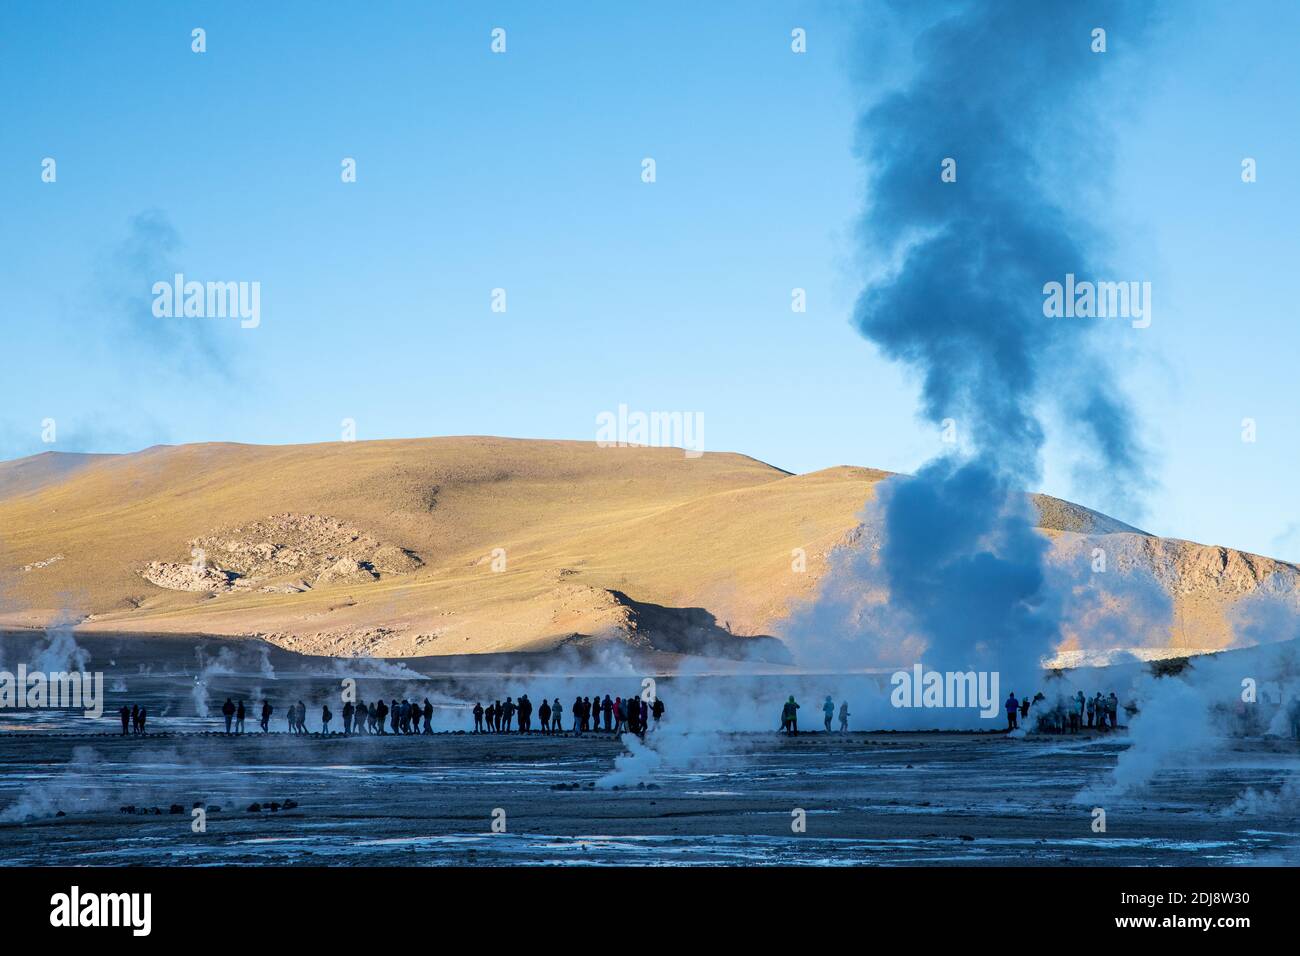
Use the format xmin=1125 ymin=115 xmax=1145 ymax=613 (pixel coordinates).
xmin=120 ymin=705 xmax=131 ymax=736
xmin=603 ymin=695 xmax=613 ymax=731
xmin=221 ymin=698 xmax=236 ymax=734
xmin=572 ymin=696 xmax=583 ymax=734
xmin=781 ymin=696 xmax=800 ymax=735
xmin=260 ymin=700 xmax=272 ymax=732
xmin=652 ymin=696 xmax=664 ymax=728
xmin=321 ymin=704 xmax=332 ymax=734
xmin=538 ymin=697 xmax=551 ymax=732
xmin=423 ymin=698 xmax=434 ymax=734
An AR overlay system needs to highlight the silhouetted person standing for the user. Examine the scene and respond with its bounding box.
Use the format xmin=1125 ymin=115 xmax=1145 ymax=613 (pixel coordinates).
xmin=652 ymin=696 xmax=664 ymax=728
xmin=260 ymin=700 xmax=272 ymax=732
xmin=222 ymin=698 xmax=236 ymax=734
xmin=120 ymin=705 xmax=130 ymax=736
xmin=781 ymin=696 xmax=800 ymax=735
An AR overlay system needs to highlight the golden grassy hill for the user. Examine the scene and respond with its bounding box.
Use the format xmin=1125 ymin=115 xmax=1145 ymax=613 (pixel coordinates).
xmin=0 ymin=437 xmax=1294 ymax=659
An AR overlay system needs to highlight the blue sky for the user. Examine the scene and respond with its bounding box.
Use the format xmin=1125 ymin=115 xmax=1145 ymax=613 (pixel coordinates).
xmin=1 ymin=1 xmax=1297 ymax=563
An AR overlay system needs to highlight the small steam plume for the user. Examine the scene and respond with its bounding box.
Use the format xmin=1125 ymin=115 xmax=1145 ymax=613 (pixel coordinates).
xmin=1074 ymin=637 xmax=1300 ymax=807
xmin=191 ymin=644 xmax=277 ymax=718
xmin=32 ymin=623 xmax=92 ymax=674
xmin=0 ymin=744 xmax=270 ymax=823
xmin=1 ymin=746 xmax=112 ymax=822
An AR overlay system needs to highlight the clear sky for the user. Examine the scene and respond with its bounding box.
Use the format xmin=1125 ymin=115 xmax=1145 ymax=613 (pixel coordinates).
xmin=1 ymin=1 xmax=1297 ymax=562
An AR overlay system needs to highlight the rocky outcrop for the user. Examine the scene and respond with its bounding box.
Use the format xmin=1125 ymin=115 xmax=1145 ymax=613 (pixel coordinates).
xmin=139 ymin=514 xmax=421 ymax=593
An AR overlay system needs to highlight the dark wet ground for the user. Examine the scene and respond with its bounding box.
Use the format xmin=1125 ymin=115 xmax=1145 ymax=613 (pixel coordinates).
xmin=1 ymin=630 xmax=1297 ymax=866
xmin=1 ymin=730 xmax=1297 ymax=866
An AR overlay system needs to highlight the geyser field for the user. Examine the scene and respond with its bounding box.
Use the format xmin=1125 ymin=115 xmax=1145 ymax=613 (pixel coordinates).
xmin=2 ymin=632 xmax=1297 ymax=867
